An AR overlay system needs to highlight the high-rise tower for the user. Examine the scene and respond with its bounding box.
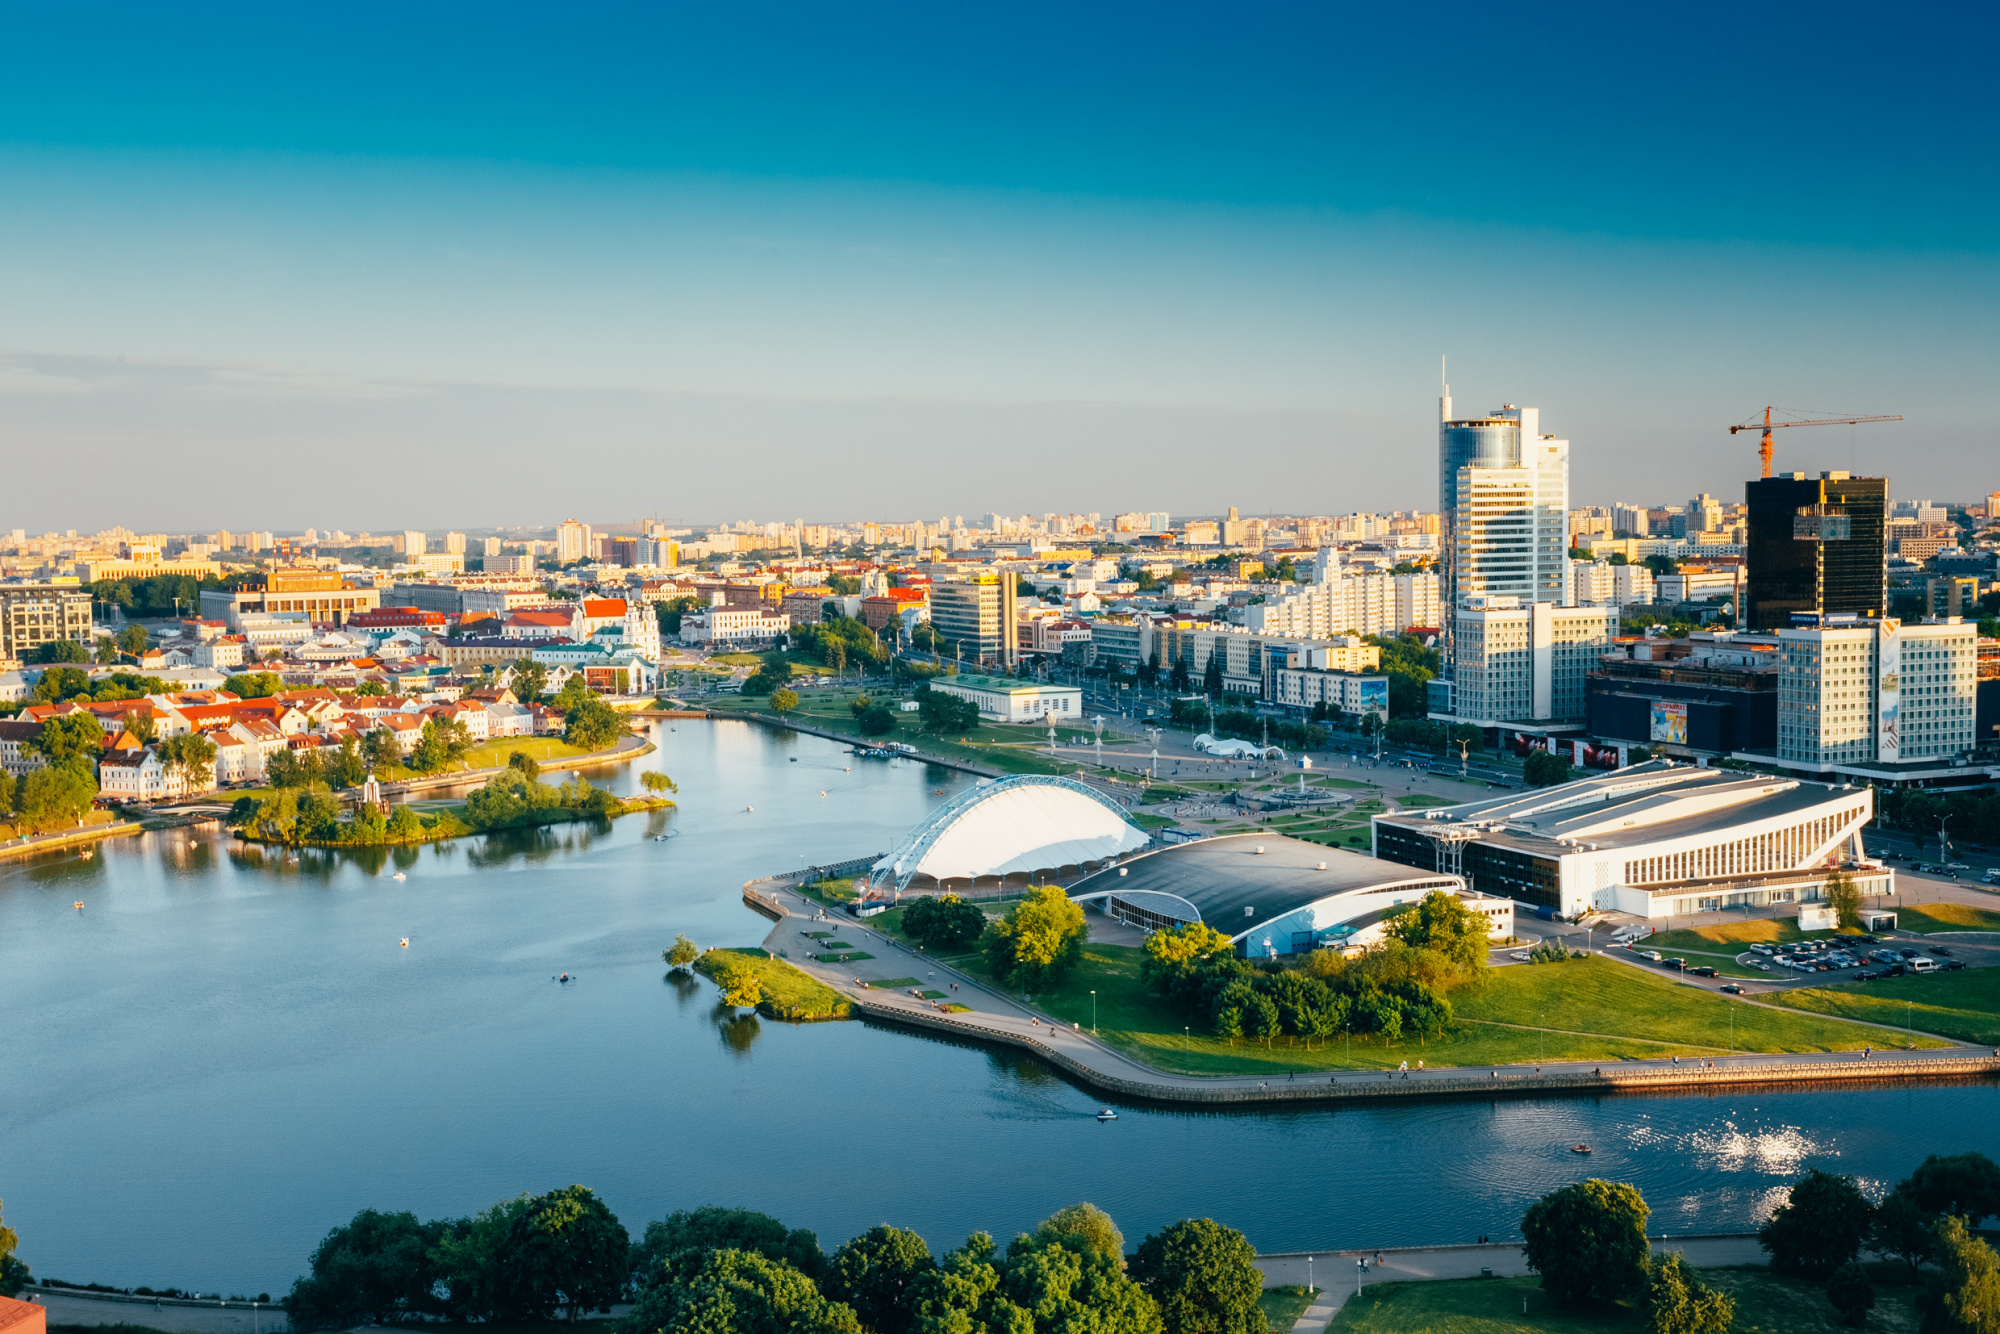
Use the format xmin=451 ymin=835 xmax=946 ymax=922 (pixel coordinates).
xmin=1745 ymin=471 xmax=1887 ymax=631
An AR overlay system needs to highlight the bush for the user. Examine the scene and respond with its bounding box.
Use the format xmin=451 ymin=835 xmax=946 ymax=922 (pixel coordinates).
xmin=1825 ymin=1262 xmax=1874 ymax=1328
xmin=856 ymin=705 xmax=897 ymax=736
xmin=283 ymin=1210 xmax=450 ymax=1330
xmin=1644 ymin=1251 xmax=1733 ymax=1334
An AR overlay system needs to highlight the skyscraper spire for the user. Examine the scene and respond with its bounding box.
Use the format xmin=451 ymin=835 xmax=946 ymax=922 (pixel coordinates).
xmin=1440 ymin=356 xmax=1452 ymax=423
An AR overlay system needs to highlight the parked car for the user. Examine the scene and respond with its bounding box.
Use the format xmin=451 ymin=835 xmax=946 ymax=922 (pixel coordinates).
xmin=1881 ymin=963 xmax=1907 ymax=978
xmin=1689 ymin=966 xmax=1718 ymax=978
xmin=1750 ymin=944 xmax=1776 ymax=955
xmin=1901 ymin=948 xmax=1921 ymax=959
xmin=1930 ymin=946 xmax=1953 ymax=956
xmin=1643 ymin=950 xmax=1663 ymax=962
xmin=1854 ymin=971 xmax=1878 ymax=982
xmin=1942 ymin=960 xmax=1968 ymax=971
xmin=1665 ymin=958 xmax=1687 ymax=972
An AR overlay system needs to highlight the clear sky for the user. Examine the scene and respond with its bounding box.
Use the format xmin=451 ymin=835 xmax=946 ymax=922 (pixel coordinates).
xmin=2 ymin=1 xmax=1994 ymax=533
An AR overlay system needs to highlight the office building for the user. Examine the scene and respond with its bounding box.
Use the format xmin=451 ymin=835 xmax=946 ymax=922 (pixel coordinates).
xmin=482 ymin=536 xmax=504 ymax=558
xmin=1776 ymin=617 xmax=1978 ymax=769
xmin=930 ymin=578 xmax=1006 ymax=664
xmin=1446 ymin=597 xmax=1611 ymax=728
xmin=555 ymin=519 xmax=592 ymax=565
xmin=1745 ymin=472 xmax=1887 ymax=631
xmin=0 ymin=584 xmax=94 ymax=664
xmin=1372 ymin=761 xmax=1886 ymax=920
xmin=197 ymin=570 xmax=381 ymax=627
xmin=1586 ymin=636 xmax=1778 ymax=757
xmin=401 ymin=530 xmax=428 ymax=559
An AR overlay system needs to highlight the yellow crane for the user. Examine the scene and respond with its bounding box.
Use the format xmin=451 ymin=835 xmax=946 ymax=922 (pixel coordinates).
xmin=1731 ymin=407 xmax=1903 ymax=478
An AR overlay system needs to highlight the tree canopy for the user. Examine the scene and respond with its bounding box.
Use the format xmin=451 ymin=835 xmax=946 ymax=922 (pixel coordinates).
xmin=1521 ymin=1179 xmax=1650 ymax=1306
xmin=1128 ymin=1219 xmax=1262 ymax=1334
xmin=829 ymin=1226 xmax=935 ymax=1334
xmin=224 ymin=671 xmax=284 ymax=698
xmin=1759 ymin=1170 xmax=1876 ymax=1279
xmin=0 ymin=1198 xmax=28 ymax=1299
xmin=983 ymin=886 xmax=1088 ymax=991
xmin=284 ymin=1209 xmax=451 ymax=1329
xmin=900 ymin=895 xmax=988 ymax=952
xmin=563 ymin=696 xmax=626 ymax=751
xmin=1382 ymin=890 xmax=1490 ymax=975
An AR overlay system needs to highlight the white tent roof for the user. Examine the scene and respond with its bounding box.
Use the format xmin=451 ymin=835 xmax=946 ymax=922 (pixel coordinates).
xmin=872 ymin=776 xmax=1151 ymax=888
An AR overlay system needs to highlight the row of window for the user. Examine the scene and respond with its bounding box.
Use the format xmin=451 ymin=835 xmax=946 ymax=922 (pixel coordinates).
xmin=1623 ymin=803 xmax=1865 ymax=885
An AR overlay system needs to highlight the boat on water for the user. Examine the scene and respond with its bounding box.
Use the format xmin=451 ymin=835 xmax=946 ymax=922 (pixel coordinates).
xmin=392 ymin=872 xmax=406 ymax=881
xmin=1096 ymin=1109 xmax=1118 ymax=1122
xmin=1570 ymin=1144 xmax=1592 ymax=1154
xmin=851 ymin=747 xmax=896 ymax=759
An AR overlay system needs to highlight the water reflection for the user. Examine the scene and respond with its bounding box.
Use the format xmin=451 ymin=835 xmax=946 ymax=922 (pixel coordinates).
xmin=715 ymin=1007 xmax=762 ymax=1056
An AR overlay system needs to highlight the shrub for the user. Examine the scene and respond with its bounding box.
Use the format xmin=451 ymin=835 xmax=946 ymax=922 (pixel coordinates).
xmin=1825 ymin=1262 xmax=1874 ymax=1328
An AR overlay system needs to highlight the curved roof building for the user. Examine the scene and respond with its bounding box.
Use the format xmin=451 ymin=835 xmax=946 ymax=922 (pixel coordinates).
xmin=868 ymin=775 xmax=1152 ymax=895
xmin=1067 ymin=833 xmax=1496 ymax=957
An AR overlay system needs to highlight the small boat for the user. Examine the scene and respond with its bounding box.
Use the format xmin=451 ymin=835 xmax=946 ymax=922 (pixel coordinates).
xmin=790 ymin=757 xmax=798 ymax=762
xmin=74 ymin=901 xmax=84 ymax=911
xmin=400 ymin=938 xmax=410 ymax=948
xmin=1570 ymin=1144 xmax=1592 ymax=1155
xmin=820 ymin=791 xmax=827 ymax=797
xmin=79 ymin=849 xmax=93 ymax=860
xmin=745 ymin=805 xmax=754 ymax=813
xmin=1096 ymin=1108 xmax=1118 ymax=1122
xmin=393 ymin=872 xmax=407 ymax=881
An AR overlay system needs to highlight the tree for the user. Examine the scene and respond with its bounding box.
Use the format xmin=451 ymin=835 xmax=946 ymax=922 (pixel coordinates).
xmin=1871 ymin=1192 xmax=1935 ymax=1284
xmin=1759 ymin=1169 xmax=1874 ymax=1279
xmin=771 ymin=688 xmax=800 ymax=713
xmin=363 ymin=727 xmax=401 ymax=775
xmin=564 ymin=696 xmax=626 ymax=752
xmin=331 ymin=736 xmax=368 ymax=788
xmin=1826 ymin=868 xmax=1863 ymax=931
xmin=1921 ymin=1217 xmax=2000 ymax=1334
xmin=159 ymin=732 xmax=218 ymax=791
xmin=511 ymin=657 xmax=549 ymax=703
xmin=123 ymin=708 xmax=157 ymax=745
xmin=1826 ymin=1262 xmax=1875 ymax=1328
xmin=1643 ymin=1252 xmax=1734 ymax=1334
xmin=642 ymin=770 xmax=678 ymax=797
xmin=1128 ymin=1219 xmax=1262 ymax=1334
xmin=829 ymin=1226 xmax=934 ymax=1334
xmin=485 ymin=1185 xmax=629 ymax=1322
xmin=716 ymin=959 xmax=763 ymax=1009
xmin=33 ymin=638 xmax=89 ymax=664
xmin=283 ymin=1208 xmax=450 ymax=1330
xmin=663 ymin=933 xmax=699 ymax=970
xmin=632 ymin=1246 xmax=860 ymax=1334
xmin=900 ymin=894 xmax=988 ymax=951
xmin=224 ymin=671 xmax=284 ymax=698
xmin=916 ymin=689 xmax=979 ymax=734
xmin=998 ymin=1231 xmax=1159 ymax=1334
xmin=1521 ymin=1179 xmax=1651 ymax=1306
xmin=857 ymin=705 xmax=897 ymax=736
xmin=1034 ymin=1204 xmax=1124 ymax=1263
xmin=1903 ymin=1153 xmax=2000 ymax=1226
xmin=1202 ymin=657 xmax=1223 ymax=696
xmin=117 ymin=623 xmax=150 ymax=656
xmin=12 ymin=764 xmax=96 ymax=832
xmin=629 ymin=1207 xmax=827 ymax=1288
xmin=32 ymin=665 xmax=91 ymax=702
xmin=31 ymin=711 xmax=106 ymax=770
xmin=0 ymin=1198 xmax=28 ymax=1298
xmin=1383 ymin=889 xmax=1491 ymax=975
xmin=94 ymin=635 xmax=120 ymax=664
xmin=1523 ymin=749 xmax=1573 ymax=787
xmin=983 ymin=886 xmax=1088 ymax=992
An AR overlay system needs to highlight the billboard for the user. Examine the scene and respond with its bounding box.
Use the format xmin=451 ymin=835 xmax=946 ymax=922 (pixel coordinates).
xmin=1650 ymin=700 xmax=1688 ymax=745
xmin=1877 ymin=623 xmax=1901 ymax=762
xmin=1355 ymin=678 xmax=1389 ymax=719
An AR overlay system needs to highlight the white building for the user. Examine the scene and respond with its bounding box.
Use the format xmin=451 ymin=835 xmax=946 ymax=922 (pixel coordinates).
xmin=1270 ymin=667 xmax=1390 ymax=719
xmin=1443 ymin=597 xmax=1611 ymax=727
xmin=1245 ymin=570 xmax=1436 ymax=638
xmin=681 ymin=606 xmax=790 ymax=645
xmin=1569 ymin=559 xmax=1655 ymax=610
xmin=924 ymin=674 xmax=1083 ymax=723
xmin=1777 ymin=617 xmax=1979 ymax=769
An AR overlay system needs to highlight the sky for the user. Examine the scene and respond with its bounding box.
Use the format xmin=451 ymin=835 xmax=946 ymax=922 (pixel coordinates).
xmin=1 ymin=0 xmax=1995 ymax=534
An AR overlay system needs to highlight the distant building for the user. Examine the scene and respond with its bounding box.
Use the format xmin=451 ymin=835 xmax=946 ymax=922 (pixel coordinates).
xmin=0 ymin=584 xmax=93 ymax=663
xmin=1745 ymin=471 xmax=1887 ymax=631
xmin=923 ymin=674 xmax=1082 ymax=723
xmin=1440 ymin=597 xmax=1611 ymax=729
xmin=930 ymin=578 xmax=1007 ymax=664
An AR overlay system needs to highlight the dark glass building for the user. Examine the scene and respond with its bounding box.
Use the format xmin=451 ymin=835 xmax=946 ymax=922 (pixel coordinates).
xmin=1745 ymin=472 xmax=1887 ymax=631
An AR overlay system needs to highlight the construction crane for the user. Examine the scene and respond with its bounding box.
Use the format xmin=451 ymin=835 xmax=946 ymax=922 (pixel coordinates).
xmin=1731 ymin=407 xmax=1903 ymax=478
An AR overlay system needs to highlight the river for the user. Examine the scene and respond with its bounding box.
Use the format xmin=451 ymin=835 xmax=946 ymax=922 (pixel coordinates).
xmin=3 ymin=718 xmax=1998 ymax=1295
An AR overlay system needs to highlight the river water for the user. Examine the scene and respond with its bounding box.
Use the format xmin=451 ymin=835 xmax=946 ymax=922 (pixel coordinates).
xmin=4 ymin=719 xmax=1998 ymax=1295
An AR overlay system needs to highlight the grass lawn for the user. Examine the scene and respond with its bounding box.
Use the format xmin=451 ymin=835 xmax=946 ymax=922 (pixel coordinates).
xmin=1773 ymin=966 xmax=2000 ymax=1045
xmin=462 ymin=736 xmax=593 ymax=767
xmin=1129 ymin=812 xmax=1180 ymax=830
xmin=1259 ymin=1286 xmax=1320 ymax=1333
xmin=1890 ymin=902 xmax=2000 ymax=934
xmin=1642 ymin=919 xmax=1848 ymax=952
xmin=986 ymin=947 xmax=1941 ymax=1076
xmin=1396 ymin=794 xmax=1457 ymax=808
xmin=692 ymin=948 xmax=854 ymax=1020
xmin=815 ymin=951 xmax=875 ymax=962
xmin=872 ymin=977 xmax=922 ymax=989
xmin=1330 ymin=1268 xmax=1921 ymax=1333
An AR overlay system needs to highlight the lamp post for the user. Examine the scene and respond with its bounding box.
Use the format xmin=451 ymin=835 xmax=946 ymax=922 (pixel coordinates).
xmin=1184 ymin=1026 xmax=1190 ymax=1072
xmin=1307 ymin=1256 xmax=1314 ymax=1297
xmin=1091 ymin=989 xmax=1097 ymax=1034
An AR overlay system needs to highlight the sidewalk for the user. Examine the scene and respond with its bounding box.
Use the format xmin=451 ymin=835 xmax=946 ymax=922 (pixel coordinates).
xmin=24 ymin=1289 xmax=290 ymax=1333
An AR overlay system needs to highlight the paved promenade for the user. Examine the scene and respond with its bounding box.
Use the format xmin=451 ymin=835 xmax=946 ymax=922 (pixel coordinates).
xmin=23 ymin=1288 xmax=291 ymax=1333
xmin=749 ymin=882 xmax=1998 ymax=1107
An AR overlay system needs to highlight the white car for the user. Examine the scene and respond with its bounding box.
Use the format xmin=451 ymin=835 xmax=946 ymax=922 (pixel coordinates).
xmin=1750 ymin=944 xmax=1775 ymax=956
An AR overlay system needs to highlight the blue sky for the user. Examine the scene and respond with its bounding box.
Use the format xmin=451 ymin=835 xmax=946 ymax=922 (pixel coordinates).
xmin=1 ymin=1 xmax=1994 ymax=531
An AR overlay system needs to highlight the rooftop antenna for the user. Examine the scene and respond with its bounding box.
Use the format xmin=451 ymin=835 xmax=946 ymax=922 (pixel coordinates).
xmin=1440 ymin=356 xmax=1452 ymax=424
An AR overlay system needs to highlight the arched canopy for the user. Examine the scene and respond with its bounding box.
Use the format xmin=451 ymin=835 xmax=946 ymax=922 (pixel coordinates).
xmin=870 ymin=776 xmax=1151 ymax=894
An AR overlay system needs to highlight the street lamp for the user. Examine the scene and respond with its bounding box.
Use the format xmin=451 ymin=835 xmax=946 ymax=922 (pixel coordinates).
xmin=1091 ymin=989 xmax=1097 ymax=1033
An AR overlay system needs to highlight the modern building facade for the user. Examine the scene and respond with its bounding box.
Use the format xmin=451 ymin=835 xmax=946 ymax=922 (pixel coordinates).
xmin=1438 ymin=397 xmax=1570 ymax=629
xmin=1745 ymin=472 xmax=1888 ymax=631
xmin=930 ymin=577 xmax=1006 ymax=664
xmin=0 ymin=584 xmax=93 ymax=663
xmin=1442 ymin=597 xmax=1611 ymax=728
xmin=1586 ymin=637 xmax=1778 ymax=757
xmin=1776 ymin=617 xmax=1978 ymax=769
xmin=925 ymin=674 xmax=1082 ymax=723
xmin=1372 ymin=761 xmax=1889 ymax=919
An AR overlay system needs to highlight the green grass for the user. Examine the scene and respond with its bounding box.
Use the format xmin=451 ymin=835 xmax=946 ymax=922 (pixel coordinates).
xmin=815 ymin=951 xmax=875 ymax=962
xmin=1259 ymin=1286 xmax=1320 ymax=1333
xmin=692 ymin=948 xmax=854 ymax=1020
xmin=918 ymin=990 xmax=948 ymax=1000
xmin=1396 ymin=794 xmax=1457 ymax=808
xmin=1129 ymin=812 xmax=1179 ymax=830
xmin=1330 ymin=1268 xmax=1923 ymax=1333
xmin=872 ymin=977 xmax=922 ymax=989
xmin=1642 ymin=919 xmax=1845 ymax=952
xmin=1773 ymin=965 xmax=2000 ymax=1045
xmin=983 ymin=948 xmax=1942 ymax=1076
xmin=462 ymin=736 xmax=592 ymax=766
xmin=1890 ymin=902 xmax=2000 ymax=934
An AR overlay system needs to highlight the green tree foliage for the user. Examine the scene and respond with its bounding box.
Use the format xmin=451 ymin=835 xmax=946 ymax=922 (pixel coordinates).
xmin=330 ymin=736 xmax=368 ymax=788
xmin=123 ymin=707 xmax=157 ymax=744
xmin=13 ymin=760 xmax=102 ymax=831
xmin=664 ymin=933 xmax=700 ymax=970
xmin=1520 ymin=1179 xmax=1651 ymax=1306
xmin=1825 ymin=869 xmax=1863 ymax=931
xmin=742 ymin=652 xmax=793 ymax=696
xmin=1364 ymin=633 xmax=1440 ymax=719
xmin=642 ymin=770 xmax=678 ymax=797
xmin=1033 ymin=1205 xmax=1124 ymax=1264
xmin=1758 ymin=1170 xmax=1875 ymax=1279
xmin=715 ymin=959 xmax=764 ymax=1009
xmin=1128 ymin=1219 xmax=1262 ymax=1334
xmin=634 ymin=1247 xmax=860 ymax=1334
xmin=1921 ymin=1216 xmax=2000 ymax=1334
xmin=510 ymin=657 xmax=550 ymax=703
xmin=462 ymin=770 xmax=616 ymax=832
xmin=33 ymin=638 xmax=89 ymax=664
xmin=1872 ymin=1191 xmax=1937 ymax=1282
xmin=983 ymin=886 xmax=1088 ymax=991
xmin=1903 ymin=1153 xmax=2000 ymax=1225
xmin=1643 ymin=1251 xmax=1734 ymax=1334
xmin=857 ymin=705 xmax=897 ymax=736
xmin=1381 ymin=718 xmax=1484 ymax=755
xmin=653 ymin=597 xmax=702 ymax=636
xmin=224 ymin=671 xmax=284 ymax=698
xmin=564 ymin=696 xmax=626 ymax=751
xmin=1825 ymin=1262 xmax=1874 ymax=1329
xmin=771 ymin=688 xmax=800 ymax=713
xmin=117 ymin=623 xmax=150 ymax=656
xmin=32 ymin=665 xmax=93 ymax=702
xmin=409 ymin=718 xmax=473 ymax=775
xmin=0 ymin=1198 xmax=29 ymax=1298
xmin=486 ymin=1185 xmax=630 ymax=1321
xmin=363 ymin=727 xmax=401 ymax=776
xmin=1201 ymin=657 xmax=1223 ymax=696
xmin=793 ymin=614 xmax=886 ymax=671
xmin=158 ymin=731 xmax=219 ymax=790
xmin=31 ymin=711 xmax=106 ymax=769
xmin=90 ymin=573 xmax=220 ymax=619
xmin=630 ymin=1208 xmax=827 ymax=1289
xmin=1383 ymin=889 xmax=1491 ymax=976
xmin=830 ymin=1226 xmax=935 ymax=1334
xmin=903 ymin=1233 xmax=1031 ymax=1334
xmin=94 ymin=635 xmax=120 ymax=664
xmin=283 ymin=1209 xmax=451 ymax=1330
xmin=916 ymin=688 xmax=979 ymax=734
xmin=998 ymin=1228 xmax=1159 ymax=1334
xmin=900 ymin=894 xmax=988 ymax=951
xmin=1523 ymin=749 xmax=1573 ymax=787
